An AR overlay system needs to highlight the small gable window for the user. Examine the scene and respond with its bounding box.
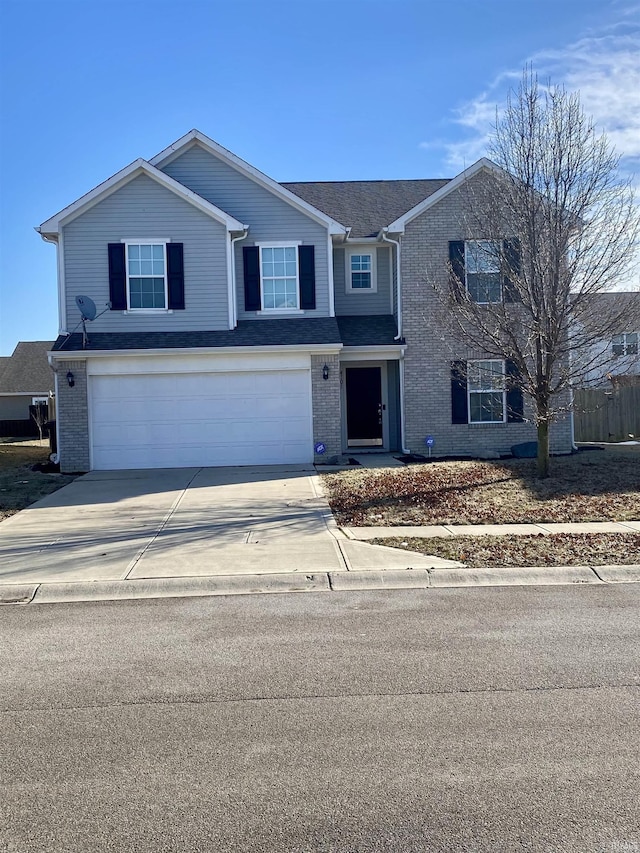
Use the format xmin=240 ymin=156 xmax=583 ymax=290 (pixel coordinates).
xmin=126 ymin=242 xmax=167 ymax=309
xmin=346 ymin=249 xmax=376 ymax=292
xmin=466 ymin=240 xmax=501 ymax=303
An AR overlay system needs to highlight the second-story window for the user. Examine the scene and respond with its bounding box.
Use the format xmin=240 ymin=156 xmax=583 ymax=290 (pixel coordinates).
xmin=466 ymin=240 xmax=501 ymax=303
xmin=126 ymin=242 xmax=167 ymax=309
xmin=612 ymin=333 xmax=638 ymax=356
xmin=346 ymin=249 xmax=376 ymax=292
xmin=260 ymin=245 xmax=299 ymax=310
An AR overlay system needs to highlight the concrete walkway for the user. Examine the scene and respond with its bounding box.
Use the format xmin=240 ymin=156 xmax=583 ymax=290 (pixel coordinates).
xmin=342 ymin=521 xmax=640 ymax=539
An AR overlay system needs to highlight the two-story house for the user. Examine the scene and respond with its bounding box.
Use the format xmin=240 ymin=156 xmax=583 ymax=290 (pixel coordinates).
xmin=38 ymin=130 xmax=572 ymax=472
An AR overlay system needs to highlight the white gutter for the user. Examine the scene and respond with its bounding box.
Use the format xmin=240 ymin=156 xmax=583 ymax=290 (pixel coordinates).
xmin=380 ymin=229 xmax=403 ymax=340
xmin=47 ymin=343 xmax=344 ymax=360
xmin=229 ymin=228 xmax=249 ymax=329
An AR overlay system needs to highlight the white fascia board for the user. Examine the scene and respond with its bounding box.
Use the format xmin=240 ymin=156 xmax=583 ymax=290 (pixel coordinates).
xmin=386 ymin=158 xmax=504 ymax=232
xmin=37 ymin=159 xmax=245 ymax=236
xmin=48 ymin=343 xmax=343 ymax=361
xmin=0 ymin=391 xmax=52 ymax=396
xmin=340 ymin=345 xmax=405 ymax=354
xmin=149 ymin=130 xmax=348 ymax=236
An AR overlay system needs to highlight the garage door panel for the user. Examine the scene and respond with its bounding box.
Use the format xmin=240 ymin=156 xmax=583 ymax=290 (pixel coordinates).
xmin=90 ymin=369 xmax=313 ymax=470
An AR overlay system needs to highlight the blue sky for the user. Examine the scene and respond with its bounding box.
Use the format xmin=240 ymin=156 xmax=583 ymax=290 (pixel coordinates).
xmin=1 ymin=0 xmax=638 ymax=354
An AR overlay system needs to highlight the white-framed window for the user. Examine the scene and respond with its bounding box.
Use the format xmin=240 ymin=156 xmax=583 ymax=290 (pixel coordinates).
xmin=612 ymin=333 xmax=638 ymax=356
xmin=124 ymin=240 xmax=168 ymax=310
xmin=31 ymin=396 xmax=48 ymax=406
xmin=259 ymin=243 xmax=300 ymax=310
xmin=468 ymin=359 xmax=506 ymax=423
xmin=346 ymin=249 xmax=376 ymax=292
xmin=466 ymin=240 xmax=501 ymax=303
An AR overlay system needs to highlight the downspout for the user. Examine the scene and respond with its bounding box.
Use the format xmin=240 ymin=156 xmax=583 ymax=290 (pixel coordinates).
xmin=380 ymin=228 xmax=410 ymax=453
xmin=47 ymin=354 xmax=61 ymax=466
xmin=380 ymin=228 xmax=402 ymax=341
xmin=229 ymin=228 xmax=249 ymax=329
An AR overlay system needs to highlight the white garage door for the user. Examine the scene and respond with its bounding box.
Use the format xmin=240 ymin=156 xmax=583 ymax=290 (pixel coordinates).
xmin=89 ymin=369 xmax=313 ymax=470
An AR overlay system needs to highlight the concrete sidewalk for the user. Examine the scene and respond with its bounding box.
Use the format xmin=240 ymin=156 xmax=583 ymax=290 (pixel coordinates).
xmin=342 ymin=521 xmax=640 ymax=539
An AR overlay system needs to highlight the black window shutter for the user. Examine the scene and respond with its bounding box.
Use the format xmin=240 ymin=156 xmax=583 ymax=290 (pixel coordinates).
xmin=506 ymin=359 xmax=524 ymax=422
xmin=108 ymin=243 xmax=127 ymax=310
xmin=451 ymin=360 xmax=468 ymax=424
xmin=166 ymin=243 xmax=185 ymax=310
xmin=449 ymin=241 xmax=465 ymax=300
xmin=243 ymin=246 xmax=261 ymax=311
xmin=502 ymin=238 xmax=522 ymax=303
xmin=299 ymin=245 xmax=316 ymax=310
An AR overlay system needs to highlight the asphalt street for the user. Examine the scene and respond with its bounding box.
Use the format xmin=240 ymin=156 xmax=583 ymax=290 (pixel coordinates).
xmin=1 ymin=585 xmax=639 ymax=852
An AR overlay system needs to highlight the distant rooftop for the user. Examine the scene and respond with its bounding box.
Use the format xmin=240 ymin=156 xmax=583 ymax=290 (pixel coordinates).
xmin=0 ymin=341 xmax=54 ymax=393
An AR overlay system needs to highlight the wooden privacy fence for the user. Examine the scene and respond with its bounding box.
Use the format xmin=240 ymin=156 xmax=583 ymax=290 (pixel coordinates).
xmin=573 ymin=386 xmax=640 ymax=442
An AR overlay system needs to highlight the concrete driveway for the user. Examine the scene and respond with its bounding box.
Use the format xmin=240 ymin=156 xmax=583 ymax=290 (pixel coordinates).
xmin=0 ymin=466 xmax=453 ymax=590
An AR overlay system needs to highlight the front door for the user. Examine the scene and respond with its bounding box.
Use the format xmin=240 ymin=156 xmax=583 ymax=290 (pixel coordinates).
xmin=345 ymin=366 xmax=383 ymax=446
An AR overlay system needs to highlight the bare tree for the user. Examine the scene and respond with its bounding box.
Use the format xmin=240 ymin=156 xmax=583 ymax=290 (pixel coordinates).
xmin=435 ymin=68 xmax=640 ymax=477
xmin=31 ymin=403 xmax=48 ymax=444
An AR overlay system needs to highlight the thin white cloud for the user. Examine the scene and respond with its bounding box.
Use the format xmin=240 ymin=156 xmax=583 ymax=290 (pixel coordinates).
xmin=427 ymin=12 xmax=640 ymax=177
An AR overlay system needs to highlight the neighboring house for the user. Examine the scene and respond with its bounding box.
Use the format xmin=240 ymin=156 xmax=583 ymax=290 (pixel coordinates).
xmin=0 ymin=341 xmax=55 ymax=437
xmin=38 ymin=130 xmax=572 ymax=473
xmin=576 ymin=293 xmax=640 ymax=388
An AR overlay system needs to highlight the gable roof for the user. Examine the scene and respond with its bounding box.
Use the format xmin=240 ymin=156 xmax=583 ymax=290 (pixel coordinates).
xmin=150 ymin=130 xmax=348 ymax=236
xmin=386 ymin=158 xmax=504 ymax=232
xmin=282 ymin=179 xmax=450 ymax=238
xmin=37 ymin=159 xmax=245 ymax=238
xmin=0 ymin=341 xmax=55 ymax=394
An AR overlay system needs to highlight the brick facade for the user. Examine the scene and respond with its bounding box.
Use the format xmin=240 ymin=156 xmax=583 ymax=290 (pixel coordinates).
xmin=311 ymin=353 xmax=342 ymax=461
xmin=399 ymin=179 xmax=573 ymax=458
xmin=55 ymin=359 xmax=90 ymax=473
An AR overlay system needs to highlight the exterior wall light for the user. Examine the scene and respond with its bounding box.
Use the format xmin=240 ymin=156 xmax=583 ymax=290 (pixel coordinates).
xmin=322 ymin=363 xmax=329 ymax=381
xmin=66 ymin=371 xmax=75 ymax=387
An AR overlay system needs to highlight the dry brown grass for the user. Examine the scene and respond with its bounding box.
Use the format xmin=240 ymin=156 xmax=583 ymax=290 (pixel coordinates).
xmin=373 ymin=533 xmax=640 ymax=567
xmin=0 ymin=442 xmax=76 ymax=521
xmin=323 ymin=450 xmax=640 ymax=526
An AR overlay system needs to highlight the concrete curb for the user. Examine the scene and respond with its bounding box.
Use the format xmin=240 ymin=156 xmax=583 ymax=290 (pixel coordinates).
xmin=1 ymin=564 xmax=639 ymax=605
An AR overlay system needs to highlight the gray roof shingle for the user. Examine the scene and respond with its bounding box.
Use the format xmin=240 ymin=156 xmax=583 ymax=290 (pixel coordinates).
xmin=281 ymin=179 xmax=451 ymax=238
xmin=336 ymin=316 xmax=399 ymax=346
xmin=0 ymin=341 xmax=55 ymax=393
xmin=52 ymin=317 xmax=402 ymax=353
xmin=52 ymin=319 xmax=342 ymax=352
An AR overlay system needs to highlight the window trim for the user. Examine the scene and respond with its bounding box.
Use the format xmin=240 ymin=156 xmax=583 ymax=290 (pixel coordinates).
xmin=256 ymin=241 xmax=302 ymax=312
xmin=612 ymin=332 xmax=638 ymax=356
xmin=465 ymin=239 xmax=502 ymax=304
xmin=467 ymin=359 xmax=507 ymax=424
xmin=345 ymin=247 xmax=377 ymax=293
xmin=121 ymin=238 xmax=171 ymax=312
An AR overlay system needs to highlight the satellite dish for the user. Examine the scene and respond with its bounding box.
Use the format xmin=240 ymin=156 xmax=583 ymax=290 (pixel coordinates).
xmin=76 ymin=295 xmax=97 ymax=321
